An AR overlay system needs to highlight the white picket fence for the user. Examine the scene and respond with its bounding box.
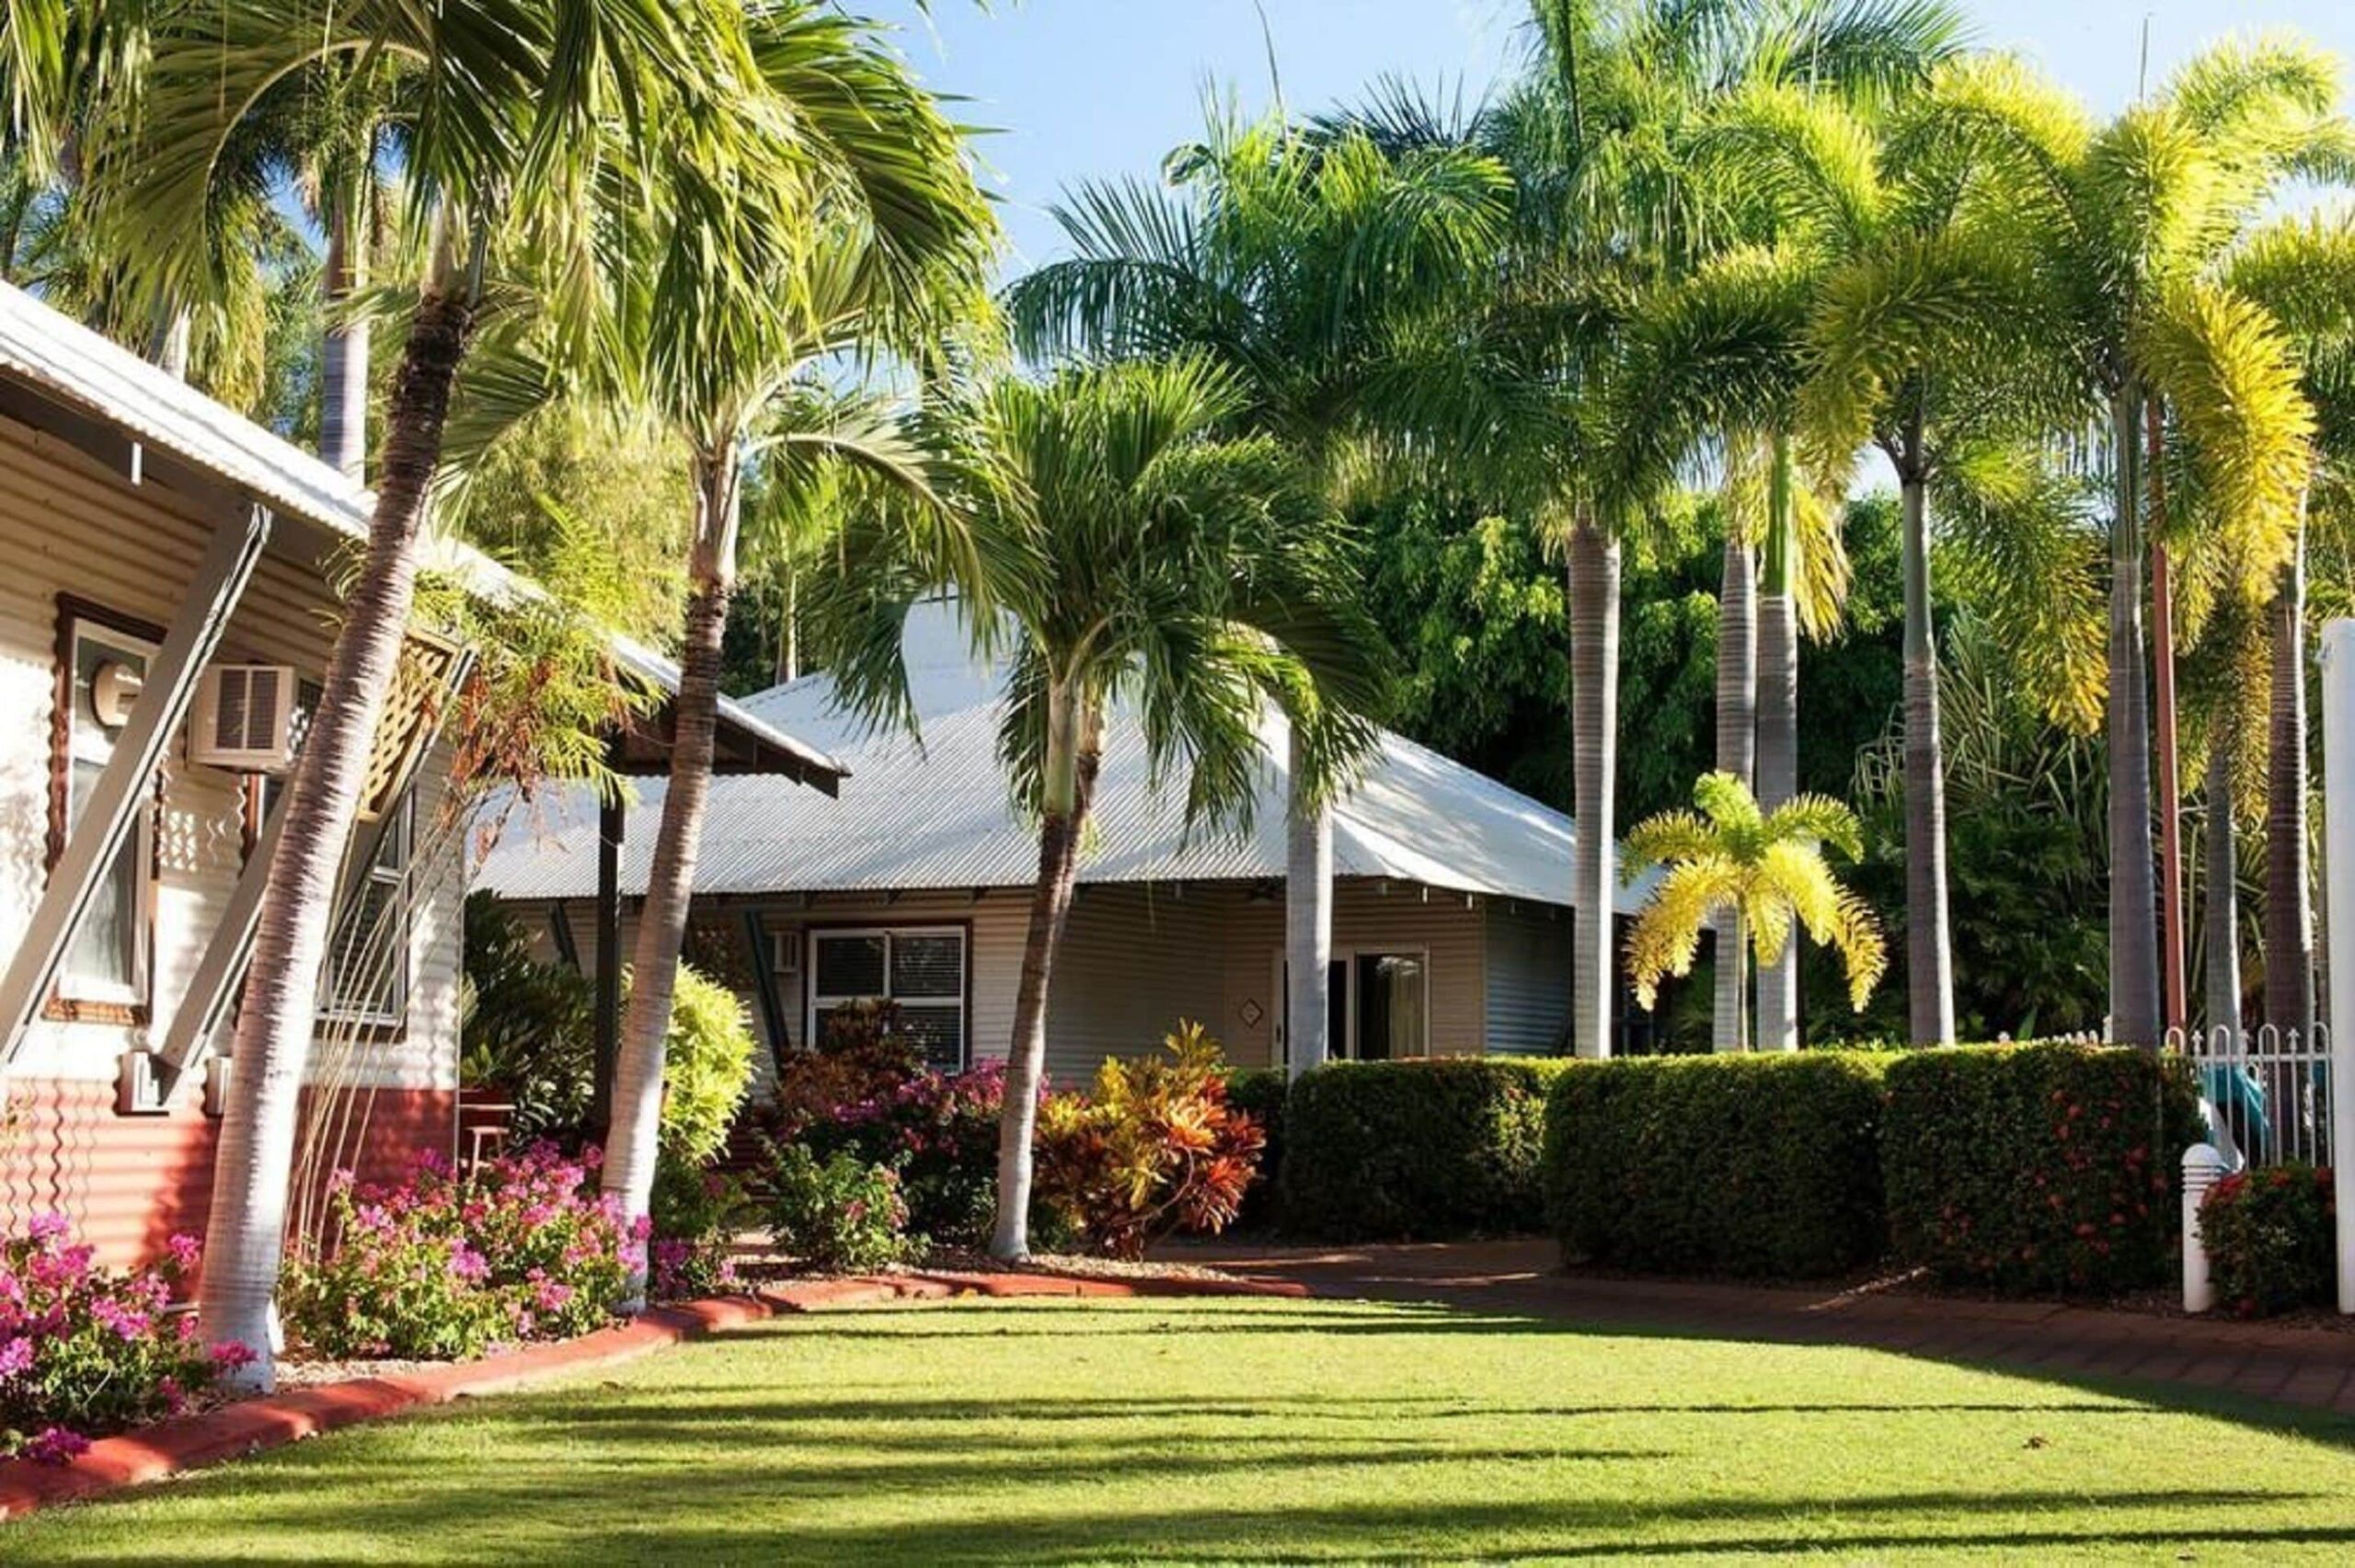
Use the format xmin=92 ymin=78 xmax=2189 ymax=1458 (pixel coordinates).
xmin=2170 ymin=1024 xmax=2335 ymax=1171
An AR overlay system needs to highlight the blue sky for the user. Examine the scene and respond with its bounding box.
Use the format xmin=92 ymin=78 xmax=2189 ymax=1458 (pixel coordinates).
xmin=871 ymin=0 xmax=2355 ymax=273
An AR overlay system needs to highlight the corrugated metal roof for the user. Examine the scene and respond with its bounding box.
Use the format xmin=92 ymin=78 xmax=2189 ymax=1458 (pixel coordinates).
xmin=476 ymin=600 xmax=1654 ymax=915
xmin=0 ymin=280 xmax=841 ymax=785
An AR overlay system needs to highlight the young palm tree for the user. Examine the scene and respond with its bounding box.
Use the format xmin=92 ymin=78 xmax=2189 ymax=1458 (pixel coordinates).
xmin=816 ymin=358 xmax=1383 ymax=1260
xmin=95 ymin=0 xmax=809 ymax=1388
xmin=1623 ymin=771 xmax=1887 ymax=1025
xmin=1004 ymin=109 xmax=1508 ymax=1074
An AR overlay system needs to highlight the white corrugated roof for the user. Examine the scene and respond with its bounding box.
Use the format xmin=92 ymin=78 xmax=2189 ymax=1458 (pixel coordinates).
xmin=475 ymin=600 xmax=1652 ymax=914
xmin=0 ymin=280 xmax=842 ymax=785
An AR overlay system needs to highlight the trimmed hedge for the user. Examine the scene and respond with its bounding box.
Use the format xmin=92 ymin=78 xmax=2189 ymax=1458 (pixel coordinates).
xmin=1883 ymin=1044 xmax=2200 ymax=1296
xmin=1281 ymin=1059 xmax=1573 ymax=1240
xmin=1223 ymin=1068 xmax=1289 ymax=1230
xmin=1544 ymin=1053 xmax=1895 ymax=1278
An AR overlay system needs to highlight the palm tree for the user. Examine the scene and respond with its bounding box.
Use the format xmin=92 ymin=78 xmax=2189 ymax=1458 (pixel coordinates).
xmin=1767 ymin=59 xmax=2105 ymax=1044
xmin=1004 ymin=109 xmax=1508 ymax=1074
xmin=1965 ymin=40 xmax=2341 ymax=1044
xmin=2217 ymin=212 xmax=2355 ymax=1038
xmin=816 ymin=358 xmax=1383 ymax=1260
xmin=97 ymin=0 xmax=801 ymax=1388
xmin=1622 ymin=771 xmax=1886 ymax=1020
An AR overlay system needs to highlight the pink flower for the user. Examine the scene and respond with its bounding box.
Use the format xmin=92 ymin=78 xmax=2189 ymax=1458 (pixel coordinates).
xmin=21 ymin=1426 xmax=90 ymax=1466
xmin=451 ymin=1246 xmax=489 ymax=1284
xmin=89 ymin=1297 xmax=151 ymax=1341
xmin=0 ymin=1334 xmax=33 ymax=1378
xmin=580 ymin=1145 xmax=606 ymax=1172
xmin=25 ymin=1212 xmax=71 ymax=1247
xmin=210 ymin=1340 xmax=258 ymax=1371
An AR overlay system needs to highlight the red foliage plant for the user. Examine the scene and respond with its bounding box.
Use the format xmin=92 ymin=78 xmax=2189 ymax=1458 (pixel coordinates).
xmin=1034 ymin=1022 xmax=1266 ymax=1260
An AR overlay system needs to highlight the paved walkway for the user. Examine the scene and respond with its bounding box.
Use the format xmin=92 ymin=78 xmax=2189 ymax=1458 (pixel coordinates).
xmin=1169 ymin=1239 xmax=2355 ymax=1422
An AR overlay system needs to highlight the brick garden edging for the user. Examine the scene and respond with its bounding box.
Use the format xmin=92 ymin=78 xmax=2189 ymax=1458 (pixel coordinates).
xmin=0 ymin=1268 xmax=1309 ymax=1521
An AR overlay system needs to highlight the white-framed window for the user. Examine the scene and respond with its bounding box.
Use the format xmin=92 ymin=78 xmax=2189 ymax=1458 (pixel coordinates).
xmin=319 ymin=790 xmax=412 ymax=1030
xmin=52 ymin=604 xmax=158 ymax=1014
xmin=808 ymin=926 xmax=967 ymax=1069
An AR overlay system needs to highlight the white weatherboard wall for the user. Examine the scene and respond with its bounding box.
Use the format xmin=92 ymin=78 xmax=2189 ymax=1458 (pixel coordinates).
xmin=0 ymin=415 xmax=458 ymax=1093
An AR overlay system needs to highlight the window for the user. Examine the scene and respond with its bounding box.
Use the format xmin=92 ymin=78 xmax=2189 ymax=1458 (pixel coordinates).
xmin=52 ymin=603 xmax=159 ymax=1015
xmin=320 ymin=791 xmax=411 ymax=1029
xmin=1354 ymin=953 xmax=1428 ymax=1062
xmin=809 ymin=926 xmax=967 ymax=1069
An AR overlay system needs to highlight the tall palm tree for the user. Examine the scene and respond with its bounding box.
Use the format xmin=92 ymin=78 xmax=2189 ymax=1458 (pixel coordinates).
xmin=815 ymin=357 xmax=1383 ymax=1260
xmin=1622 ymin=770 xmax=1886 ymax=1019
xmin=98 ymin=0 xmax=802 ymax=1388
xmin=2218 ymin=212 xmax=2355 ymax=1038
xmin=1965 ymin=40 xmax=2341 ymax=1044
xmin=1004 ymin=108 xmax=1508 ymax=1073
xmin=1766 ymin=59 xmax=2106 ymax=1044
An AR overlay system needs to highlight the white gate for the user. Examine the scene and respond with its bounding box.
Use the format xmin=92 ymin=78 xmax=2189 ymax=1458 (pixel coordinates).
xmin=2169 ymin=1024 xmax=2334 ymax=1170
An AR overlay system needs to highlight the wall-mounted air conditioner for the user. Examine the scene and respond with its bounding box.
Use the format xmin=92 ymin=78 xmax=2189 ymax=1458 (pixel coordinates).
xmin=190 ymin=663 xmax=299 ymax=773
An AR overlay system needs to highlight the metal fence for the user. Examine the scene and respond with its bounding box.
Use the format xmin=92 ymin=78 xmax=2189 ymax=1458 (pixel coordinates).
xmin=2170 ymin=1024 xmax=2335 ymax=1170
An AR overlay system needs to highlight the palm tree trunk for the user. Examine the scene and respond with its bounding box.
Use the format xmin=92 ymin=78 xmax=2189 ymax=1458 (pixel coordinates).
xmin=2108 ymin=385 xmax=2162 ymax=1047
xmin=1568 ymin=509 xmax=1620 ymax=1059
xmin=1713 ymin=534 xmax=1757 ymax=1052
xmin=319 ymin=195 xmax=370 ymax=481
xmin=198 ymin=270 xmax=478 ymax=1390
xmin=2205 ymin=718 xmax=2243 ymax=1043
xmin=991 ymin=683 xmax=1100 ymax=1259
xmin=603 ymin=450 xmax=742 ymax=1294
xmin=2265 ymin=500 xmax=2313 ymax=1039
xmin=1284 ymin=742 xmax=1332 ymax=1075
xmin=1897 ymin=434 xmax=1955 ymax=1046
xmin=1755 ymin=441 xmax=1799 ymax=1052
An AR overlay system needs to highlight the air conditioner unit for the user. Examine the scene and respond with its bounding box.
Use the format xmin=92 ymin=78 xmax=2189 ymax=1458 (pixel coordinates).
xmin=190 ymin=664 xmax=299 ymax=773
xmin=772 ymin=929 xmax=803 ymax=976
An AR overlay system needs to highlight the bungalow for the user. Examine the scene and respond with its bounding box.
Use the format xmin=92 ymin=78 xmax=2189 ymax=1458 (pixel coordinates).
xmin=0 ymin=282 xmax=842 ymax=1270
xmin=477 ymin=600 xmax=1653 ymax=1087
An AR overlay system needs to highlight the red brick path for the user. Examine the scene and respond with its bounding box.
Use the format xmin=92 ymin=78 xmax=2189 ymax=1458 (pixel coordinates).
xmin=1170 ymin=1238 xmax=2355 ymax=1421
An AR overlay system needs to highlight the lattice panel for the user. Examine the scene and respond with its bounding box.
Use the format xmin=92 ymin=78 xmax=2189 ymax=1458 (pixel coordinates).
xmin=358 ymin=634 xmax=463 ymax=823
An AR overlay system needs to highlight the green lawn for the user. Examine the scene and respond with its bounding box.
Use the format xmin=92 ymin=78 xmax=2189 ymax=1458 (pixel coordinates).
xmin=12 ymin=1298 xmax=2355 ymax=1563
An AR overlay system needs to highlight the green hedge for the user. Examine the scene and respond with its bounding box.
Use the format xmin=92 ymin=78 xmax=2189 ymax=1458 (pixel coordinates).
xmin=1882 ymin=1044 xmax=2200 ymax=1296
xmin=1281 ymin=1059 xmax=1572 ymax=1240
xmin=1223 ymin=1069 xmax=1289 ymax=1230
xmin=1543 ymin=1053 xmax=1895 ymax=1278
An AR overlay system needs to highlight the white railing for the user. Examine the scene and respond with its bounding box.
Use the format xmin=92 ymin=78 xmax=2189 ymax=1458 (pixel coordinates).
xmin=2169 ymin=1024 xmax=2335 ymax=1171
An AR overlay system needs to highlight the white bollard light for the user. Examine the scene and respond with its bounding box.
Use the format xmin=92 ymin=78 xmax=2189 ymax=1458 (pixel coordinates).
xmin=2181 ymin=1143 xmax=2229 ymax=1315
xmin=2321 ymin=621 xmax=2355 ymax=1313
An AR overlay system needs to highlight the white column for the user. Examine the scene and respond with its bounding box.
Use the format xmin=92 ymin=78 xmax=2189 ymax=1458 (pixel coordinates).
xmin=2319 ymin=619 xmax=2355 ymax=1312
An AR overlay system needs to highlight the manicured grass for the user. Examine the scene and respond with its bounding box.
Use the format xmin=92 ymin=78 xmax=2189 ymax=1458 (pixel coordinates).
xmin=12 ymin=1298 xmax=2355 ymax=1563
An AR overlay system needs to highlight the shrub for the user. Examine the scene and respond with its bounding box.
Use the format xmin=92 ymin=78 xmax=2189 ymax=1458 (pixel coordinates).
xmin=1035 ymin=1023 xmax=1265 ymax=1259
xmin=460 ymin=891 xmax=594 ymax=1145
xmin=1281 ymin=1059 xmax=1573 ymax=1241
xmin=657 ymin=965 xmax=757 ymax=1167
xmin=2201 ymin=1164 xmax=2336 ymax=1318
xmin=0 ymin=1219 xmax=252 ymax=1463
xmin=649 ymin=1150 xmax=750 ymax=1301
xmin=764 ymin=1145 xmax=910 ymax=1273
xmin=281 ymin=1145 xmax=643 ymax=1360
xmin=1544 ymin=1053 xmax=1894 ymax=1278
xmin=1222 ymin=1068 xmax=1288 ymax=1230
xmin=772 ymin=1054 xmax=1014 ymax=1249
xmin=1882 ymin=1044 xmax=2200 ymax=1296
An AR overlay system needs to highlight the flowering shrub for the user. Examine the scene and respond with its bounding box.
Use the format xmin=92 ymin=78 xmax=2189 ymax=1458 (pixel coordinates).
xmin=1883 ymin=1044 xmax=2201 ymax=1296
xmin=769 ymin=1043 xmax=1014 ymax=1247
xmin=649 ymin=1150 xmax=749 ymax=1301
xmin=2201 ymin=1164 xmax=2336 ymax=1318
xmin=1 ymin=1217 xmax=251 ymax=1463
xmin=764 ymin=1145 xmax=910 ymax=1273
xmin=281 ymin=1145 xmax=643 ymax=1360
xmin=1034 ymin=1022 xmax=1265 ymax=1260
